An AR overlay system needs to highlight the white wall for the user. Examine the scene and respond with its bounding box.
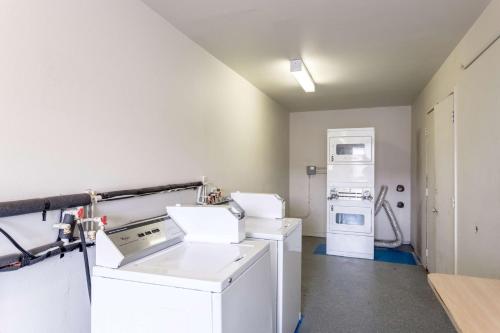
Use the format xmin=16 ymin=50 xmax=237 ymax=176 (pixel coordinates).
xmin=289 ymin=106 xmax=412 ymax=243
xmin=0 ymin=1 xmax=289 ymax=332
xmin=412 ymin=0 xmax=500 ymax=277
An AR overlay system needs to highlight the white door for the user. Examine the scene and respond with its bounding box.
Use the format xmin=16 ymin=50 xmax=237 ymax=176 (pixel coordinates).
xmin=433 ymin=94 xmax=455 ymax=274
xmin=425 ymin=111 xmax=436 ymax=273
xmin=426 ymin=95 xmax=455 ymax=274
xmin=456 ymin=39 xmax=500 ymax=278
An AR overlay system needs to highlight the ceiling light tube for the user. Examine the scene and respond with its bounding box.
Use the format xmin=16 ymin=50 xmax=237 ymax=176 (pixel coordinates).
xmin=290 ymin=59 xmax=315 ymax=93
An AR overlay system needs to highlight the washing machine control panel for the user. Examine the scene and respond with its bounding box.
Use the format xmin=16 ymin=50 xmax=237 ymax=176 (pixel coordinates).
xmin=96 ymin=216 xmax=184 ymax=268
xmin=328 ymin=187 xmax=373 ymax=201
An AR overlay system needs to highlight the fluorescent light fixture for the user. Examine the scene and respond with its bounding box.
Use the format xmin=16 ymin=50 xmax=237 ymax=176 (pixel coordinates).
xmin=290 ymin=59 xmax=315 ymax=93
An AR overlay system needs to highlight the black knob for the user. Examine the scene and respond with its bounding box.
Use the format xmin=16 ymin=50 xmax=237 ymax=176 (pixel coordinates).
xmin=397 ymin=201 xmax=405 ymax=208
xmin=396 ymin=185 xmax=405 ymax=192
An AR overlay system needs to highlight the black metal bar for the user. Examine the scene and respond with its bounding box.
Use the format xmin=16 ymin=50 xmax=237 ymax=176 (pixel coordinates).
xmin=97 ymin=181 xmax=203 ymax=201
xmin=78 ymin=223 xmax=92 ymax=301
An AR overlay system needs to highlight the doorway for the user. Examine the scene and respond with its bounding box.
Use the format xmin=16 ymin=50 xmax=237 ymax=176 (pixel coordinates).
xmin=425 ymin=94 xmax=455 ymax=274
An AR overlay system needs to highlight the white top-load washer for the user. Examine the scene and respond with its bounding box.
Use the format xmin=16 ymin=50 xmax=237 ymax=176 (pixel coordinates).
xmin=91 ymin=211 xmax=273 ymax=333
xmin=231 ymin=192 xmax=302 ymax=333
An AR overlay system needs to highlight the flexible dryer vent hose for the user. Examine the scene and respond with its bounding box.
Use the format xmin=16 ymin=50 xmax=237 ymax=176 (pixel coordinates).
xmin=374 ymin=185 xmax=403 ymax=248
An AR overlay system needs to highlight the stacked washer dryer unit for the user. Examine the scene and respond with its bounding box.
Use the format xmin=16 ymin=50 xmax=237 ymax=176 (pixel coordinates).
xmin=230 ymin=192 xmax=302 ymax=333
xmin=326 ymin=128 xmax=375 ymax=260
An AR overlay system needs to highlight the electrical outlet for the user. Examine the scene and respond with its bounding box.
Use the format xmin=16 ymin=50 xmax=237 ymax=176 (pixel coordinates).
xmin=306 ymin=166 xmax=317 ymax=176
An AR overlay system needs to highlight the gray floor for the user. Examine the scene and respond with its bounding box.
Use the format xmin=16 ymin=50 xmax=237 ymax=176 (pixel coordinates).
xmin=299 ymin=237 xmax=455 ymax=333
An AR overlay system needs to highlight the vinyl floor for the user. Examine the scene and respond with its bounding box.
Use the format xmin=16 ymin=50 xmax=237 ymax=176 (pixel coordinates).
xmin=298 ymin=237 xmax=456 ymax=333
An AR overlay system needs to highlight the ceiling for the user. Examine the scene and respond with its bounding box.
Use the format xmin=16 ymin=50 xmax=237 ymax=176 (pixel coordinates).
xmin=142 ymin=0 xmax=491 ymax=111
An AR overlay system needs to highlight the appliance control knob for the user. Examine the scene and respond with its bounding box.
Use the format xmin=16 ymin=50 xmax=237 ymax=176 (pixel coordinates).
xmin=328 ymin=189 xmax=339 ymax=201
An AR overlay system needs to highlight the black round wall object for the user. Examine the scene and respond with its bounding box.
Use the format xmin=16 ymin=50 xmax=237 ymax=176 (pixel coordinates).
xmin=396 ymin=185 xmax=405 ymax=192
xmin=397 ymin=201 xmax=405 ymax=208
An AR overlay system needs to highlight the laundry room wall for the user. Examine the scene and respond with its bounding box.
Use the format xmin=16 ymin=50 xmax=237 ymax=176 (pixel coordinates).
xmin=0 ymin=1 xmax=289 ymax=332
xmin=289 ymin=106 xmax=412 ymax=243
xmin=412 ymin=0 xmax=500 ymax=278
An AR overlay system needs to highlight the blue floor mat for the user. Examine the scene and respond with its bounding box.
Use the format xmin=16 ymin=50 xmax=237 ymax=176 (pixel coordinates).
xmin=313 ymin=243 xmax=327 ymax=255
xmin=313 ymin=244 xmax=417 ymax=265
xmin=374 ymin=247 xmax=417 ymax=265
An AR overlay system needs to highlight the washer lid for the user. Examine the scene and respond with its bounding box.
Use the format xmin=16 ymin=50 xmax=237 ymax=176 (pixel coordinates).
xmin=245 ymin=217 xmax=302 ymax=241
xmin=93 ymin=239 xmax=269 ymax=292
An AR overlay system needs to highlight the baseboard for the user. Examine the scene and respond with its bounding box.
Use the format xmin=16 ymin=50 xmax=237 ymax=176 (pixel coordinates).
xmin=303 ymin=232 xmax=326 ymax=238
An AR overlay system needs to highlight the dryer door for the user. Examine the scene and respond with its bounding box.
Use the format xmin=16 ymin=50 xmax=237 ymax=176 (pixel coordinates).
xmin=328 ymin=205 xmax=372 ymax=234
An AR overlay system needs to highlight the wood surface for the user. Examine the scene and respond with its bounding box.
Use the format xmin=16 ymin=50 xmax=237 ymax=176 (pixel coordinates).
xmin=428 ymin=273 xmax=500 ymax=333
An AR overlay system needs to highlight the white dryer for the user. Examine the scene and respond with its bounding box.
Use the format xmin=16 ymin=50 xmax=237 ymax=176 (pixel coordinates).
xmin=231 ymin=192 xmax=302 ymax=333
xmin=91 ymin=215 xmax=273 ymax=333
xmin=327 ymin=128 xmax=375 ymax=259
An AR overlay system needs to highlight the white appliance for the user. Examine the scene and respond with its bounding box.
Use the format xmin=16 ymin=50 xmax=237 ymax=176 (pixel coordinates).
xmin=167 ymin=204 xmax=246 ymax=243
xmin=231 ymin=192 xmax=286 ymax=219
xmin=231 ymin=192 xmax=302 ymax=333
xmin=327 ymin=128 xmax=375 ymax=259
xmin=92 ymin=215 xmax=273 ymax=333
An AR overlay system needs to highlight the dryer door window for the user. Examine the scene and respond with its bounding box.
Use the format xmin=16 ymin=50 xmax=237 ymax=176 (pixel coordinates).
xmin=336 ymin=144 xmax=366 ymax=156
xmin=336 ymin=213 xmax=365 ymax=226
xmin=329 ymin=205 xmax=372 ymax=234
xmin=329 ymin=136 xmax=372 ymax=163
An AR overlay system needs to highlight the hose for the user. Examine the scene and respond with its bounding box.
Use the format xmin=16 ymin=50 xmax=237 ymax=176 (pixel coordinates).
xmin=77 ymin=223 xmax=92 ymax=302
xmin=0 ymin=227 xmax=37 ymax=260
xmin=374 ymin=185 xmax=387 ymax=216
xmin=98 ymin=181 xmax=203 ymax=201
xmin=374 ymin=185 xmax=403 ymax=248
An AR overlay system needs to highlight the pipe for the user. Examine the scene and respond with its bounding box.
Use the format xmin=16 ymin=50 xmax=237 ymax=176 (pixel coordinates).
xmin=0 ymin=182 xmax=201 ymax=219
xmin=374 ymin=185 xmax=387 ymax=215
xmin=0 ymin=181 xmax=200 ymax=271
xmin=0 ymin=240 xmax=94 ymax=272
xmin=374 ymin=185 xmax=403 ymax=248
xmin=78 ymin=223 xmax=92 ymax=302
xmin=58 ymin=213 xmax=77 ymax=242
xmin=196 ymin=183 xmax=207 ymax=205
xmin=97 ymin=181 xmax=203 ymax=201
xmin=0 ymin=193 xmax=91 ymax=218
xmin=0 ymin=241 xmax=64 ymax=268
xmin=87 ymin=190 xmax=97 ymax=232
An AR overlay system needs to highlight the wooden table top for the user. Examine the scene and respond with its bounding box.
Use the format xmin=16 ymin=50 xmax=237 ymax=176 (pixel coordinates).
xmin=428 ymin=273 xmax=500 ymax=333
